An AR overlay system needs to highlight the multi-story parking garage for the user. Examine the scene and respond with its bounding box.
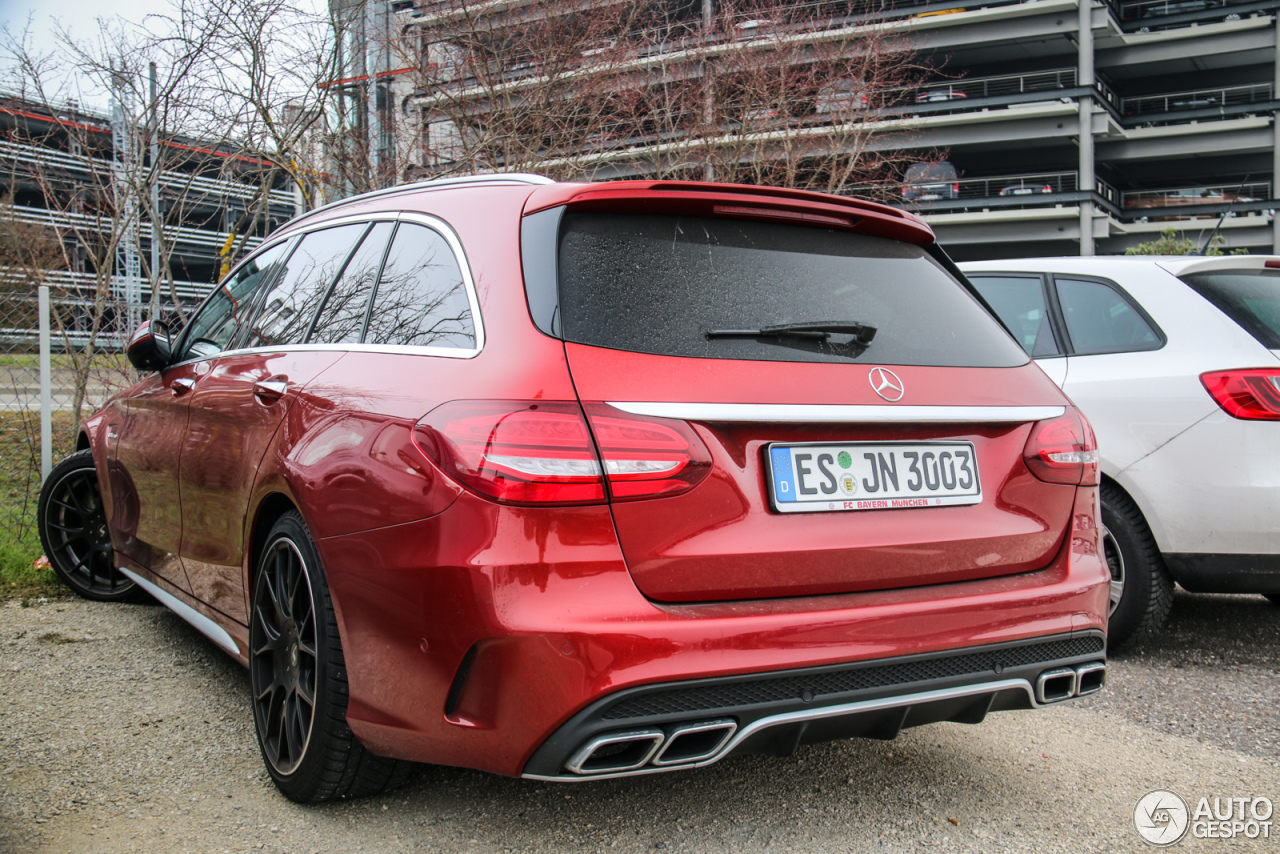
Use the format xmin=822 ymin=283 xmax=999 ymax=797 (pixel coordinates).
xmin=0 ymin=93 xmax=299 ymax=343
xmin=371 ymin=0 xmax=1280 ymax=258
xmin=896 ymin=0 xmax=1280 ymax=258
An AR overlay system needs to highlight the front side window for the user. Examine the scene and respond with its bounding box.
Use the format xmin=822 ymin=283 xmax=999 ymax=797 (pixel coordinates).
xmin=1055 ymin=277 xmax=1162 ymax=355
xmin=242 ymin=223 xmax=367 ymax=348
xmin=365 ymin=223 xmax=476 ymax=348
xmin=556 ymin=213 xmax=1028 ymax=367
xmin=178 ymin=241 xmax=289 ymax=362
xmin=968 ymin=275 xmax=1062 ymax=357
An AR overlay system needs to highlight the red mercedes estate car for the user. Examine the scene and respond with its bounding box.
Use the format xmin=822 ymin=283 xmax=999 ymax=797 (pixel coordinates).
xmin=38 ymin=175 xmax=1109 ymax=803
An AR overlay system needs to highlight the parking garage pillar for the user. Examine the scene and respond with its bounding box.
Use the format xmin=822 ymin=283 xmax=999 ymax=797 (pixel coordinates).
xmin=1273 ymin=22 xmax=1280 ymax=253
xmin=1078 ymin=0 xmax=1096 ymax=256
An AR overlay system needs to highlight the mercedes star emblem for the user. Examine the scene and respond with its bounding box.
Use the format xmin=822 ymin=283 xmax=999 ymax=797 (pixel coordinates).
xmin=868 ymin=367 xmax=905 ymax=402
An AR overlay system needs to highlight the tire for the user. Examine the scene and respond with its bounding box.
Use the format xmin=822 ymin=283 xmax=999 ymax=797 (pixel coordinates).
xmin=37 ymin=449 xmax=144 ymax=602
xmin=249 ymin=510 xmax=415 ymax=803
xmin=1101 ymin=483 xmax=1174 ymax=650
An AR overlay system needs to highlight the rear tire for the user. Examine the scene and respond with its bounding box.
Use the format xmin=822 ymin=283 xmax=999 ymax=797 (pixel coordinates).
xmin=1101 ymin=483 xmax=1174 ymax=650
xmin=37 ymin=450 xmax=144 ymax=602
xmin=249 ymin=510 xmax=414 ymax=803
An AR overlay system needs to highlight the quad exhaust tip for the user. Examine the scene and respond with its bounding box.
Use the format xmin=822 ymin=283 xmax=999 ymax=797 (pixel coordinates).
xmin=1035 ymin=662 xmax=1106 ymax=704
xmin=565 ymin=720 xmax=737 ymax=776
xmin=651 ymin=720 xmax=737 ymax=766
xmin=565 ymin=729 xmax=665 ymax=775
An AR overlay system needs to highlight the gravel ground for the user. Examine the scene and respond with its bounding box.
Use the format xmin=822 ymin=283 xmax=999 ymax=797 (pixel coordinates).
xmin=2 ymin=590 xmax=1277 ymax=854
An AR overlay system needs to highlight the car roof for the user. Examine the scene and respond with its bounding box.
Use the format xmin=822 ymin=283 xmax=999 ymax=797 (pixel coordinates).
xmin=959 ymin=255 xmax=1280 ymax=278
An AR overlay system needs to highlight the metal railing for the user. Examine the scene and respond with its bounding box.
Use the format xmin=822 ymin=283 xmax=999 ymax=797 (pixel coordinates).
xmin=0 ymin=139 xmax=298 ymax=211
xmin=5 ymin=204 xmax=266 ymax=255
xmin=1121 ymin=83 xmax=1273 ymax=116
xmin=1116 ymin=0 xmax=1253 ymax=21
xmin=882 ymin=171 xmax=1120 ymax=210
xmin=1121 ymin=182 xmax=1272 ymax=217
xmin=914 ymin=68 xmax=1077 ymax=102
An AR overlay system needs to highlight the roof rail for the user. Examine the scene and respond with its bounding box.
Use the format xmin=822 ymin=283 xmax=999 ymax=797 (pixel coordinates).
xmin=286 ymin=172 xmax=555 ymax=227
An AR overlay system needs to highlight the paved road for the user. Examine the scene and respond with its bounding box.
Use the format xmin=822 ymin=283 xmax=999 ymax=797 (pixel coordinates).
xmin=2 ymin=590 xmax=1277 ymax=853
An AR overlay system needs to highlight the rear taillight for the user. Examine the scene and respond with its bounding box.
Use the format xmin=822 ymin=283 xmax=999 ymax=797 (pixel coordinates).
xmin=1023 ymin=409 xmax=1099 ymax=486
xmin=1201 ymin=370 xmax=1280 ymax=420
xmin=413 ymin=401 xmax=710 ymax=505
xmin=582 ymin=403 xmax=711 ymax=500
xmin=952 ymin=182 xmax=960 ymax=194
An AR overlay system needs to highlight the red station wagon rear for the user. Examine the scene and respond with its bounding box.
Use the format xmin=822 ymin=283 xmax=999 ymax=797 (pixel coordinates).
xmin=44 ymin=174 xmax=1110 ymax=802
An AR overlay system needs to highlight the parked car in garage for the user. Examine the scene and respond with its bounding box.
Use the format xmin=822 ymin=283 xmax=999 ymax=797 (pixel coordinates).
xmin=39 ymin=175 xmax=1109 ymax=803
xmin=962 ymin=256 xmax=1280 ymax=648
xmin=903 ymin=161 xmax=960 ymax=201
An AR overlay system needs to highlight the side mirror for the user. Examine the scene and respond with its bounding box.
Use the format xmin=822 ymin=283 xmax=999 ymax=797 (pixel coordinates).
xmin=126 ymin=320 xmax=172 ymax=372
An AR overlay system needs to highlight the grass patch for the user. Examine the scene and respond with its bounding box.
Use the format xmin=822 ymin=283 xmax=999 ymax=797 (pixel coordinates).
xmin=0 ymin=410 xmax=75 ymax=600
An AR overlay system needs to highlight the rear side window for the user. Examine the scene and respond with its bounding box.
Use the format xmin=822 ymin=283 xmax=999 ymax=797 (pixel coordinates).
xmin=556 ymin=213 xmax=1027 ymax=367
xmin=968 ymin=275 xmax=1062 ymax=357
xmin=243 ymin=224 xmax=367 ymax=348
xmin=1055 ymin=277 xmax=1162 ymax=355
xmin=365 ymin=223 xmax=476 ymax=349
xmin=1180 ymin=269 xmax=1280 ymax=349
xmin=310 ymin=221 xmax=394 ymax=345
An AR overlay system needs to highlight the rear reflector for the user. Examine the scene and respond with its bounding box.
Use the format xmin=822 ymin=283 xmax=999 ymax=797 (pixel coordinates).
xmin=413 ymin=401 xmax=710 ymax=505
xmin=1023 ymin=408 xmax=1099 ymax=486
xmin=1201 ymin=369 xmax=1280 ymax=420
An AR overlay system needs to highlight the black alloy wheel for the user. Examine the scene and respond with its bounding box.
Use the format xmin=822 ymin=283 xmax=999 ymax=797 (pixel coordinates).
xmin=249 ymin=510 xmax=415 ymax=802
xmin=37 ymin=449 xmax=141 ymax=601
xmin=251 ymin=535 xmax=319 ymax=778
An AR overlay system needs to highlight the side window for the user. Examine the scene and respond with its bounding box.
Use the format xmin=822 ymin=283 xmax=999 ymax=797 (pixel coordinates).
xmin=178 ymin=241 xmax=289 ymax=361
xmin=365 ymin=223 xmax=476 ymax=348
xmin=241 ymin=223 xmax=366 ymax=348
xmin=1055 ymin=277 xmax=1162 ymax=355
xmin=310 ymin=222 xmax=394 ymax=345
xmin=968 ymin=275 xmax=1061 ymax=358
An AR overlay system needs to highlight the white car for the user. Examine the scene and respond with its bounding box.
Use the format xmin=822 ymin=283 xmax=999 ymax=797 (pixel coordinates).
xmin=960 ymin=256 xmax=1280 ymax=646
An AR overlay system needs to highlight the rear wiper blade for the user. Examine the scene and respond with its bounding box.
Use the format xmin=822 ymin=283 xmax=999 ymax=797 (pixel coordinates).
xmin=705 ymin=321 xmax=877 ymax=344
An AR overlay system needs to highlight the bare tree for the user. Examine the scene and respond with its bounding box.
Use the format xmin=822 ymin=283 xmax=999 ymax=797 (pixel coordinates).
xmin=401 ymin=0 xmax=936 ymax=199
xmin=0 ymin=0 xmax=336 ymax=430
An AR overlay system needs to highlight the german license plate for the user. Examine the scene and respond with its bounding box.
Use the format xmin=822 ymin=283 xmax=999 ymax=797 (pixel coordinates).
xmin=766 ymin=442 xmax=982 ymax=513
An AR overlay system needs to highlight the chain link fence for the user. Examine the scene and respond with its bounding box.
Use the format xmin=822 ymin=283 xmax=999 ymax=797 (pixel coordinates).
xmin=1 ymin=279 xmax=137 ymax=580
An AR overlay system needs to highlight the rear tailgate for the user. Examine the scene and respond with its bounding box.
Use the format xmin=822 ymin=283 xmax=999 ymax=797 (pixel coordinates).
xmin=544 ymin=200 xmax=1080 ymax=603
xmin=567 ymin=348 xmax=1073 ymax=601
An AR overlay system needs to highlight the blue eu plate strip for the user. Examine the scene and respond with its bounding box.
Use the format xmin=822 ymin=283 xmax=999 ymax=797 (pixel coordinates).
xmin=770 ymin=447 xmax=796 ymax=503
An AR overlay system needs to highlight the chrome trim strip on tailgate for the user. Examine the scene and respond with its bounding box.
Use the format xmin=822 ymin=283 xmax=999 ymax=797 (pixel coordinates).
xmin=119 ymin=568 xmax=240 ymax=656
xmin=608 ymin=402 xmax=1065 ymax=423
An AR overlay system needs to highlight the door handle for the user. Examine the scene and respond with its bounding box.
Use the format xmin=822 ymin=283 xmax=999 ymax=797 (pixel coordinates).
xmin=253 ymin=379 xmax=288 ymax=403
xmin=171 ymin=378 xmax=196 ymax=396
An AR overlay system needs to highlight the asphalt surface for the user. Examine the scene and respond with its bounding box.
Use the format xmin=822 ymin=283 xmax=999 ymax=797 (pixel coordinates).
xmin=2 ymin=589 xmax=1277 ymax=853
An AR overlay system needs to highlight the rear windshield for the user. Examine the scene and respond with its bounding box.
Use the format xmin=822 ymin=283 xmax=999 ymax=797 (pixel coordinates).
xmin=1180 ymin=269 xmax=1280 ymax=349
xmin=556 ymin=213 xmax=1027 ymax=367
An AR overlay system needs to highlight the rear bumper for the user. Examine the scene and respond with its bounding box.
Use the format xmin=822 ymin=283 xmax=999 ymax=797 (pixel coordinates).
xmin=522 ymin=631 xmax=1106 ymax=780
xmin=319 ymin=488 xmax=1108 ymax=778
xmin=1165 ymin=553 xmax=1280 ymax=593
xmin=1120 ymin=411 xmax=1280 ymax=555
